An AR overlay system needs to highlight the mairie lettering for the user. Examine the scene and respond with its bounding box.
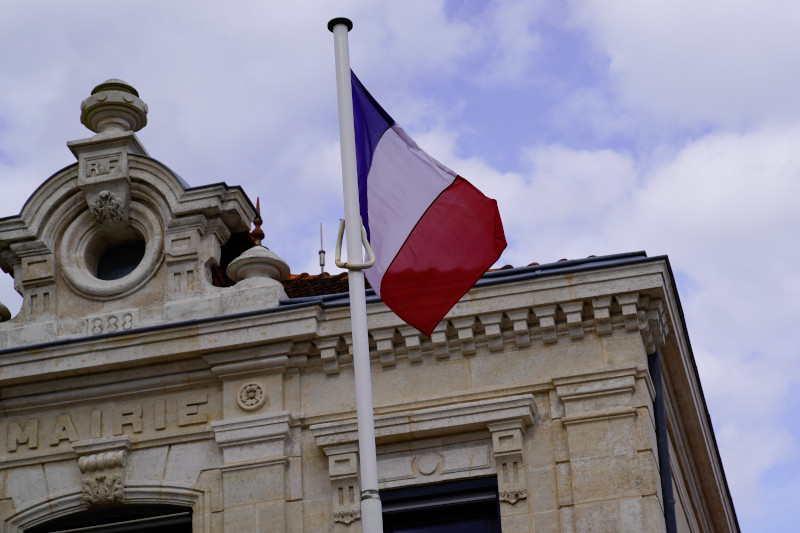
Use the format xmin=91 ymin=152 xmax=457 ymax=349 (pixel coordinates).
xmin=3 ymin=393 xmax=210 ymax=454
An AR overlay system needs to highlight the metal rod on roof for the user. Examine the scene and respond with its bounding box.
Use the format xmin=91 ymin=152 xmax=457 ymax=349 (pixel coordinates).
xmin=319 ymin=223 xmax=326 ymax=274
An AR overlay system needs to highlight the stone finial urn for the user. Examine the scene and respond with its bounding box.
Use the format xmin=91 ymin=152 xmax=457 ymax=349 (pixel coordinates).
xmin=226 ymin=246 xmax=290 ymax=284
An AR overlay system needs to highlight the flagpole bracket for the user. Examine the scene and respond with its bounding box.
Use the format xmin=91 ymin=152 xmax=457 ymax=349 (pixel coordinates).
xmin=335 ymin=218 xmax=375 ymax=270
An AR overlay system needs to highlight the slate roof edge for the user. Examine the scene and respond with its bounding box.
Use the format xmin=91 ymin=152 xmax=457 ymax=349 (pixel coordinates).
xmin=285 ymin=250 xmax=653 ymax=308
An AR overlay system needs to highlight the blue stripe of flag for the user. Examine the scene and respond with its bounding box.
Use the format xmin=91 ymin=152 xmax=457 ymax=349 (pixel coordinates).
xmin=351 ymin=70 xmax=395 ymax=241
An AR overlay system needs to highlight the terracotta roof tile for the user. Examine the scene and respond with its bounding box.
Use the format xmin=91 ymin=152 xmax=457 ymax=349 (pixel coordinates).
xmin=282 ymin=272 xmax=372 ymax=298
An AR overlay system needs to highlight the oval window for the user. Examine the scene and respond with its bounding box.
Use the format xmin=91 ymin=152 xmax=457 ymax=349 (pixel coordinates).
xmin=95 ymin=240 xmax=147 ymax=280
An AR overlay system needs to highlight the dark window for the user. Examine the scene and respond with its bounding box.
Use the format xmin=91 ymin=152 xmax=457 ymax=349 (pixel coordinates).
xmin=382 ymin=477 xmax=502 ymax=533
xmin=25 ymin=504 xmax=191 ymax=533
xmin=95 ymin=240 xmax=146 ymax=280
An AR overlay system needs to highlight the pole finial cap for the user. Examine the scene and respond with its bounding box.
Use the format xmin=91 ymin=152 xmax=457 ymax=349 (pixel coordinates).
xmin=327 ymin=17 xmax=353 ymax=32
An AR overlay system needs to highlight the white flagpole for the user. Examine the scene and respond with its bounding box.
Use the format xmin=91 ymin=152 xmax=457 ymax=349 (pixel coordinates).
xmin=328 ymin=17 xmax=384 ymax=532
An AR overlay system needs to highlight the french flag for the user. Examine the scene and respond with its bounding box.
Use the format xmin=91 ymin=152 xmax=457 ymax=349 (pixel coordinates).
xmin=352 ymin=71 xmax=507 ymax=336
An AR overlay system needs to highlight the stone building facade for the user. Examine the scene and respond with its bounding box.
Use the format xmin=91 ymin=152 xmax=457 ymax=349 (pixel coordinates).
xmin=0 ymin=81 xmax=738 ymax=532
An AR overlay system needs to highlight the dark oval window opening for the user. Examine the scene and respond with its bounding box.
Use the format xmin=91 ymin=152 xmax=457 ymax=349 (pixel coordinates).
xmin=96 ymin=240 xmax=146 ymax=280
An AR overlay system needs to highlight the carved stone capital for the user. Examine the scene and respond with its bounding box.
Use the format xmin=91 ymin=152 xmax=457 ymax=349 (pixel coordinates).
xmin=554 ymin=367 xmax=639 ymax=418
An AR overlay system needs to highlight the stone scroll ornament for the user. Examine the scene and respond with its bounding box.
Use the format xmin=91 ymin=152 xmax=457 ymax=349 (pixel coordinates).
xmin=78 ymin=450 xmax=127 ymax=507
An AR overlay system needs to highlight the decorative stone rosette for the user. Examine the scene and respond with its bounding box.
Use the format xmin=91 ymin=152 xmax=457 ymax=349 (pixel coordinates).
xmin=237 ymin=382 xmax=267 ymax=411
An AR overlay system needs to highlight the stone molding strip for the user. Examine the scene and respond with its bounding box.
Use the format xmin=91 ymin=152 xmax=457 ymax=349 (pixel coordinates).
xmin=311 ymin=395 xmax=536 ymax=448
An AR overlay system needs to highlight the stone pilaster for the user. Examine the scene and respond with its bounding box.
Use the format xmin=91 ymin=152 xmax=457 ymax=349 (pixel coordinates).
xmin=552 ymin=367 xmax=662 ymax=532
xmin=211 ymin=411 xmax=298 ymax=532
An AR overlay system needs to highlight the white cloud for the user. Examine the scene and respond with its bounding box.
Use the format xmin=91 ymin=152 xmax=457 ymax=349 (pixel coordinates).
xmin=568 ymin=0 xmax=800 ymax=128
xmin=476 ymin=0 xmax=548 ymax=86
xmin=714 ymin=419 xmax=794 ymax=514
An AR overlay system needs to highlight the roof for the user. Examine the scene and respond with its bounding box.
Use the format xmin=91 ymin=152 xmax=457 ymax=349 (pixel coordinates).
xmin=280 ymin=251 xmax=651 ymax=307
xmin=283 ymin=272 xmax=360 ymax=298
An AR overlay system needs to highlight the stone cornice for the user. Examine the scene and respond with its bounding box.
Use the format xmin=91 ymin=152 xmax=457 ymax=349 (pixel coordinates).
xmin=0 ymin=260 xmax=675 ymax=388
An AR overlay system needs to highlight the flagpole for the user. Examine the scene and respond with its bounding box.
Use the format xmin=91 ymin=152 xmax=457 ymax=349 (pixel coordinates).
xmin=328 ymin=17 xmax=384 ymax=532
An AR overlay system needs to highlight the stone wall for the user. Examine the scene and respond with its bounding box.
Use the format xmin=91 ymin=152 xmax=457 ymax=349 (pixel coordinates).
xmin=0 ymin=257 xmax=737 ymax=532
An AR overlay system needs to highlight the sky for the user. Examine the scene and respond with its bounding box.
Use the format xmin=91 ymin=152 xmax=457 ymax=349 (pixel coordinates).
xmin=1 ymin=1 xmax=798 ymax=530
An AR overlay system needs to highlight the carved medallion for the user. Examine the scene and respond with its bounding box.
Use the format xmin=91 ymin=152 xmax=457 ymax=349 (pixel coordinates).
xmin=413 ymin=452 xmax=443 ymax=476
xmin=237 ymin=382 xmax=266 ymax=411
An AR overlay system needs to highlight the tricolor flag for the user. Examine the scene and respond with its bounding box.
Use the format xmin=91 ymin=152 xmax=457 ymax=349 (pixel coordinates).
xmin=352 ymin=71 xmax=507 ymax=336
